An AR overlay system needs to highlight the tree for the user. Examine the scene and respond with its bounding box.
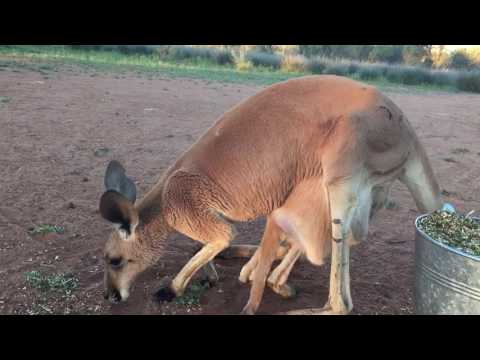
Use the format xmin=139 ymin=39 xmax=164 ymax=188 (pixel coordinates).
xmin=465 ymin=47 xmax=480 ymax=66
xmin=431 ymin=46 xmax=450 ymax=68
xmin=368 ymin=45 xmax=404 ymax=64
xmin=297 ymin=45 xmax=374 ymax=61
xmin=449 ymin=50 xmax=473 ymax=69
xmin=350 ymin=45 xmax=374 ymax=61
xmin=402 ymin=45 xmax=433 ymax=67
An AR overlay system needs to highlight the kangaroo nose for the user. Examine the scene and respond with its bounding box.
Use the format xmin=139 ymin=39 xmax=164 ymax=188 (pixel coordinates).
xmin=109 ymin=288 xmax=122 ymax=303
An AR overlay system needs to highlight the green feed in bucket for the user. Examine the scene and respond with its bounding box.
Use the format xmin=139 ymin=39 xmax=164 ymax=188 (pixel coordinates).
xmin=417 ymin=210 xmax=480 ymax=257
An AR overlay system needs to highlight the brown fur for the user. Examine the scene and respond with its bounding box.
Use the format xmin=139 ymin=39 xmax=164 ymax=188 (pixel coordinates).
xmin=99 ymin=75 xmax=442 ymax=313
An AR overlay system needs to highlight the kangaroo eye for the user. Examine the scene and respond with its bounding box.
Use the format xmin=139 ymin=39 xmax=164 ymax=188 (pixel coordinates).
xmin=109 ymin=257 xmax=123 ymax=268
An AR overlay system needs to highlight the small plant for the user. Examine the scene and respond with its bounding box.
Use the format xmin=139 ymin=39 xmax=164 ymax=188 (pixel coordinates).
xmin=451 ymin=147 xmax=470 ymax=154
xmin=25 ymin=271 xmax=78 ymax=295
xmin=38 ymin=64 xmax=55 ymax=71
xmin=29 ymin=224 xmax=65 ymax=235
xmin=173 ymin=280 xmax=210 ymax=306
xmin=281 ymin=54 xmax=307 ymax=73
xmin=235 ymin=56 xmax=253 ymax=71
xmin=0 ymin=96 xmax=10 ymax=104
xmin=418 ymin=210 xmax=480 ymax=257
xmin=385 ymin=199 xmax=398 ymax=210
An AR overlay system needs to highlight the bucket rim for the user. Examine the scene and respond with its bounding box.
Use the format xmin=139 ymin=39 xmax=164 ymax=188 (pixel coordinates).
xmin=415 ymin=214 xmax=480 ymax=262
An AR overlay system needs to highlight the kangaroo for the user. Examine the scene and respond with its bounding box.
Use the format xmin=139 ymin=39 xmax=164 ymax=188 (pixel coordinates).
xmin=238 ymin=179 xmax=398 ymax=314
xmin=99 ymin=75 xmax=441 ymax=314
xmin=238 ymin=100 xmax=442 ymax=314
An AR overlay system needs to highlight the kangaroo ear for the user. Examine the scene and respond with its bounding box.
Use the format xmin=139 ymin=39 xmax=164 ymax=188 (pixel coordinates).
xmin=99 ymin=190 xmax=139 ymax=238
xmin=104 ymin=160 xmax=137 ymax=203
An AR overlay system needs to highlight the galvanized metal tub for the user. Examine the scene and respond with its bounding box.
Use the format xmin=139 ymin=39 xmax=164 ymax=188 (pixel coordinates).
xmin=414 ymin=214 xmax=480 ymax=315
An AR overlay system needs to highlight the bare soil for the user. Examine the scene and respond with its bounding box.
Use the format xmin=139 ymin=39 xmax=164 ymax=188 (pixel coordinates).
xmin=1 ymin=65 xmax=479 ymax=315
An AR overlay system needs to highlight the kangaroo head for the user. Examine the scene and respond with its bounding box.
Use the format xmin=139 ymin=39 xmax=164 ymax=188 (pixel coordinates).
xmin=99 ymin=161 xmax=160 ymax=303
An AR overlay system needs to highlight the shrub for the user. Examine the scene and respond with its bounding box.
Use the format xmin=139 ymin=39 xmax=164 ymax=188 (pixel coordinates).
xmin=384 ymin=65 xmax=404 ymax=83
xmin=214 ymin=50 xmax=235 ymax=65
xmin=169 ymin=45 xmax=199 ymax=60
xmin=245 ymin=51 xmax=282 ymax=69
xmin=430 ymin=69 xmax=458 ymax=87
xmin=323 ymin=62 xmax=351 ymax=76
xmin=456 ymin=71 xmax=480 ymax=93
xmin=306 ymin=56 xmax=329 ymax=74
xmin=69 ymin=45 xmax=156 ymax=55
xmin=69 ymin=45 xmax=103 ymax=51
xmin=169 ymin=46 xmax=234 ymax=65
xmin=347 ymin=61 xmax=360 ymax=75
xmin=357 ymin=63 xmax=385 ymax=80
xmin=384 ymin=65 xmax=433 ymax=85
xmin=404 ymin=66 xmax=433 ymax=85
xmin=155 ymin=45 xmax=174 ymax=58
xmin=116 ymin=45 xmax=156 ymax=55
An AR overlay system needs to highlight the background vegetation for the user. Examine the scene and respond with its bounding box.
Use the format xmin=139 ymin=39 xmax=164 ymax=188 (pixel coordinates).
xmin=2 ymin=45 xmax=480 ymax=93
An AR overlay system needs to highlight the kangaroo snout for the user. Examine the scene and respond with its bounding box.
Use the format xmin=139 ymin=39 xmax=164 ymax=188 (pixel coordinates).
xmin=104 ymin=288 xmax=123 ymax=303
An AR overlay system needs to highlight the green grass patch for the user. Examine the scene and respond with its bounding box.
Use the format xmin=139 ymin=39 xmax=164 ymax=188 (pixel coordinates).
xmin=29 ymin=224 xmax=65 ymax=235
xmin=173 ymin=280 xmax=210 ymax=306
xmin=25 ymin=271 xmax=78 ymax=295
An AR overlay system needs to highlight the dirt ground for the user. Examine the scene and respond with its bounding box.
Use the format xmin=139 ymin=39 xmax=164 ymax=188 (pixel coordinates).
xmin=1 ymin=64 xmax=479 ymax=315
